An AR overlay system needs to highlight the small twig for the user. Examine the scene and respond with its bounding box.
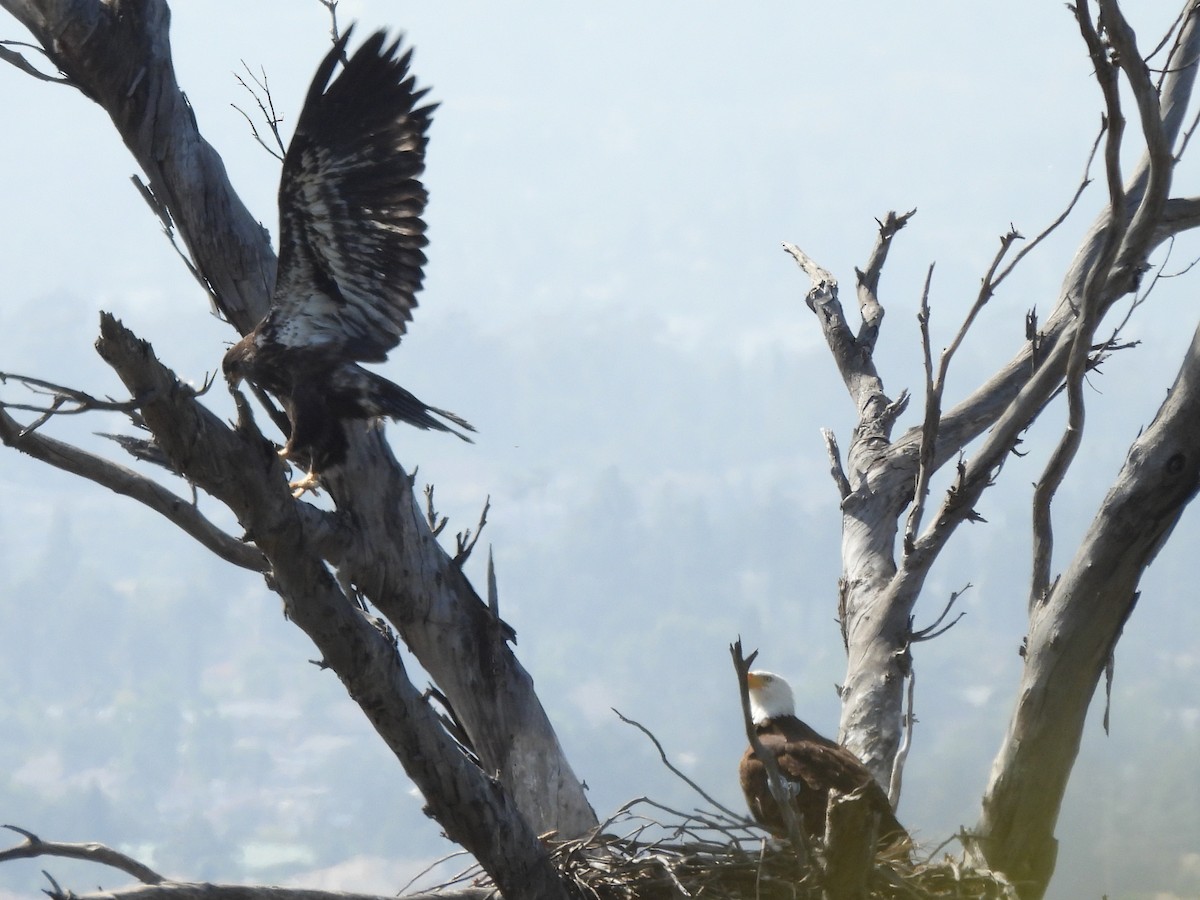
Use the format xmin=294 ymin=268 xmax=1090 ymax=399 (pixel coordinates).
xmin=903 ymin=264 xmax=939 ymax=554
xmin=423 ymin=483 xmax=448 ymax=536
xmin=454 ymin=495 xmax=490 ymax=564
xmin=991 ymin=123 xmax=1104 ymax=290
xmin=1175 ymin=100 xmax=1200 ymax=160
xmin=232 ymin=63 xmax=286 ymax=160
xmin=0 ymin=371 xmax=148 ymax=435
xmin=911 ymin=583 xmax=971 ymax=641
xmin=612 ymin=708 xmax=748 ymax=823
xmin=320 ymin=0 xmax=342 ymax=43
xmin=395 ymin=847 xmax=476 ymax=898
xmin=820 ymin=428 xmax=851 ymax=499
xmin=130 ymin=175 xmax=223 ymax=315
xmin=946 ymin=227 xmax=1023 ymax=375
xmin=1147 ymin=1 xmax=1191 ymax=83
xmin=0 ymin=41 xmax=71 ymax=85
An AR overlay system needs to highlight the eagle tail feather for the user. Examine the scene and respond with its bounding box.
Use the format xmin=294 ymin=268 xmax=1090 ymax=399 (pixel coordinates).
xmin=362 ymin=369 xmax=476 ymax=443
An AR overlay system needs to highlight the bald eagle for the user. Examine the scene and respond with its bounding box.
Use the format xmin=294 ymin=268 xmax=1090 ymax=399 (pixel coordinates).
xmin=739 ymin=671 xmax=909 ymax=849
xmin=223 ymin=28 xmax=473 ymax=493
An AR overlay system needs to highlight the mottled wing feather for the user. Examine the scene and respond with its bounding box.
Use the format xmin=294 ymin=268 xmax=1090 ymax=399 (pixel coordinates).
xmin=740 ymin=722 xmax=909 ymax=846
xmin=268 ymin=27 xmax=436 ymax=362
xmin=773 ymin=739 xmax=877 ymax=794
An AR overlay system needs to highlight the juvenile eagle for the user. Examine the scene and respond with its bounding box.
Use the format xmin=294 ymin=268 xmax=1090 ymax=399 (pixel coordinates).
xmin=223 ymin=28 xmax=473 ymax=493
xmin=739 ymin=671 xmax=909 ymax=848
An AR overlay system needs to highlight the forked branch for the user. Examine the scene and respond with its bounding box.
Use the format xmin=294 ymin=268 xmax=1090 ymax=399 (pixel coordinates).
xmin=232 ymin=62 xmax=286 ymax=160
xmin=854 ymin=208 xmax=916 ymax=351
xmin=729 ymin=639 xmax=809 ymax=863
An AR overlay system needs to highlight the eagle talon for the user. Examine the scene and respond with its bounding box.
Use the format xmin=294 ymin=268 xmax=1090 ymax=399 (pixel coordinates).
xmin=289 ymin=470 xmax=322 ymax=498
xmin=279 ymin=445 xmax=320 ymax=497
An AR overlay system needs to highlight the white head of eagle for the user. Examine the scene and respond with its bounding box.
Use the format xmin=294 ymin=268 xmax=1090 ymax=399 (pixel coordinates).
xmin=223 ymin=27 xmax=474 ymax=493
xmin=746 ymin=670 xmax=797 ymax=725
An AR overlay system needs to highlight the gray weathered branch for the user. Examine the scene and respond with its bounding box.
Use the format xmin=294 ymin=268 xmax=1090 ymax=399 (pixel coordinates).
xmin=962 ymin=5 xmax=1200 ymax=896
xmin=0 ymin=0 xmax=596 ymax=893
xmin=0 ymin=824 xmax=164 ymax=885
xmin=0 ymin=401 xmax=267 ymax=572
xmin=93 ymin=315 xmax=569 ymax=899
xmin=967 ymin=305 xmax=1200 ymax=896
xmin=791 ymin=13 xmax=1200 ymax=883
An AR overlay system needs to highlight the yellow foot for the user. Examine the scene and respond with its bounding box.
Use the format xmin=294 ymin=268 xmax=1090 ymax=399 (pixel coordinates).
xmin=289 ymin=470 xmax=321 ymax=498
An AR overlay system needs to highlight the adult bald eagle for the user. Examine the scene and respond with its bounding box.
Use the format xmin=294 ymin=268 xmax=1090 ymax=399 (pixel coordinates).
xmin=739 ymin=671 xmax=908 ymax=849
xmin=223 ymin=28 xmax=473 ymax=493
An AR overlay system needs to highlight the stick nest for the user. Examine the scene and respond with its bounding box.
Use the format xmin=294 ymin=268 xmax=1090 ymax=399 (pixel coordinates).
xmin=424 ymin=799 xmax=1019 ymax=899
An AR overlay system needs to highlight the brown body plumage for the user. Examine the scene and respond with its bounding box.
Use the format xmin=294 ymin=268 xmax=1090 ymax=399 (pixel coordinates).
xmin=738 ymin=671 xmax=908 ymax=848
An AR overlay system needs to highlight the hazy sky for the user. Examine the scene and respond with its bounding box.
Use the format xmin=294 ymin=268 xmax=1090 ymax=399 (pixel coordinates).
xmin=2 ymin=3 xmax=1199 ymax=898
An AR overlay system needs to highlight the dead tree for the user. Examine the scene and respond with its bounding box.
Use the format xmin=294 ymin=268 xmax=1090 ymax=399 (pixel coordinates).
xmin=0 ymin=1 xmax=594 ymax=898
xmin=4 ymin=2 xmax=1200 ymax=900
xmin=786 ymin=2 xmax=1200 ymax=898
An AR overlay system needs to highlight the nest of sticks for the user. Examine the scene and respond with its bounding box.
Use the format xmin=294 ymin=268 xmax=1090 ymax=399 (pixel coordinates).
xmin=411 ymin=707 xmax=1017 ymax=899
xmin=416 ymin=798 xmax=1018 ymax=900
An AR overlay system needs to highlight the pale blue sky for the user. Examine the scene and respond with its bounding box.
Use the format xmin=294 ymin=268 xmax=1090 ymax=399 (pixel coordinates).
xmin=2 ymin=3 xmax=1199 ymax=897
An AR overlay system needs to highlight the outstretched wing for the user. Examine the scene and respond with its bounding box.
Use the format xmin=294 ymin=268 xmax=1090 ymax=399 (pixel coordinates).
xmin=266 ymin=27 xmax=436 ymax=362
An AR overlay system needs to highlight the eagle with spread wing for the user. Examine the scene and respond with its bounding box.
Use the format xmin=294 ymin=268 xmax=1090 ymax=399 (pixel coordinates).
xmin=223 ymin=28 xmax=473 ymax=493
xmin=739 ymin=671 xmax=909 ymax=849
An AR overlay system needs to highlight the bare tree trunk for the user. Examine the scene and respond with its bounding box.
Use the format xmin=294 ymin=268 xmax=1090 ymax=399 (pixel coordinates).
xmin=793 ymin=11 xmax=1200 ymax=897
xmin=0 ymin=0 xmax=596 ymax=892
xmin=822 ymin=789 xmax=877 ymax=900
xmin=966 ymin=318 xmax=1200 ymax=896
xmin=88 ymin=317 xmax=572 ymax=899
xmin=962 ymin=6 xmax=1200 ymax=897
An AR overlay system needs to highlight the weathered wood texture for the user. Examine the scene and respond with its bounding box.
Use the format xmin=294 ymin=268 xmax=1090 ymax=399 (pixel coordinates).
xmin=969 ymin=318 xmax=1200 ymax=893
xmin=0 ymin=0 xmax=596 ymax=895
xmin=93 ymin=316 xmax=570 ymax=899
xmin=791 ymin=3 xmax=1200 ymax=897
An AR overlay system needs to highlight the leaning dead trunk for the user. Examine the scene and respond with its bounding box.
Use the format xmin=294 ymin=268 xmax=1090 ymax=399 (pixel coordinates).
xmin=0 ymin=0 xmax=596 ymax=888
xmin=967 ymin=314 xmax=1200 ymax=898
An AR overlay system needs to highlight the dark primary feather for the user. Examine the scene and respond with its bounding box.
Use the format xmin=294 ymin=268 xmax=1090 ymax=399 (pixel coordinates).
xmin=739 ymin=715 xmax=909 ymax=848
xmin=267 ymin=27 xmax=437 ymax=361
xmin=222 ymin=27 xmax=473 ymax=478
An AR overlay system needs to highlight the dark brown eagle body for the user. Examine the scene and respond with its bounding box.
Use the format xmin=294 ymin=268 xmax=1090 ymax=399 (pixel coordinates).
xmin=223 ymin=28 xmax=473 ymax=482
xmin=739 ymin=714 xmax=908 ymax=846
xmin=739 ymin=671 xmax=909 ymax=849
